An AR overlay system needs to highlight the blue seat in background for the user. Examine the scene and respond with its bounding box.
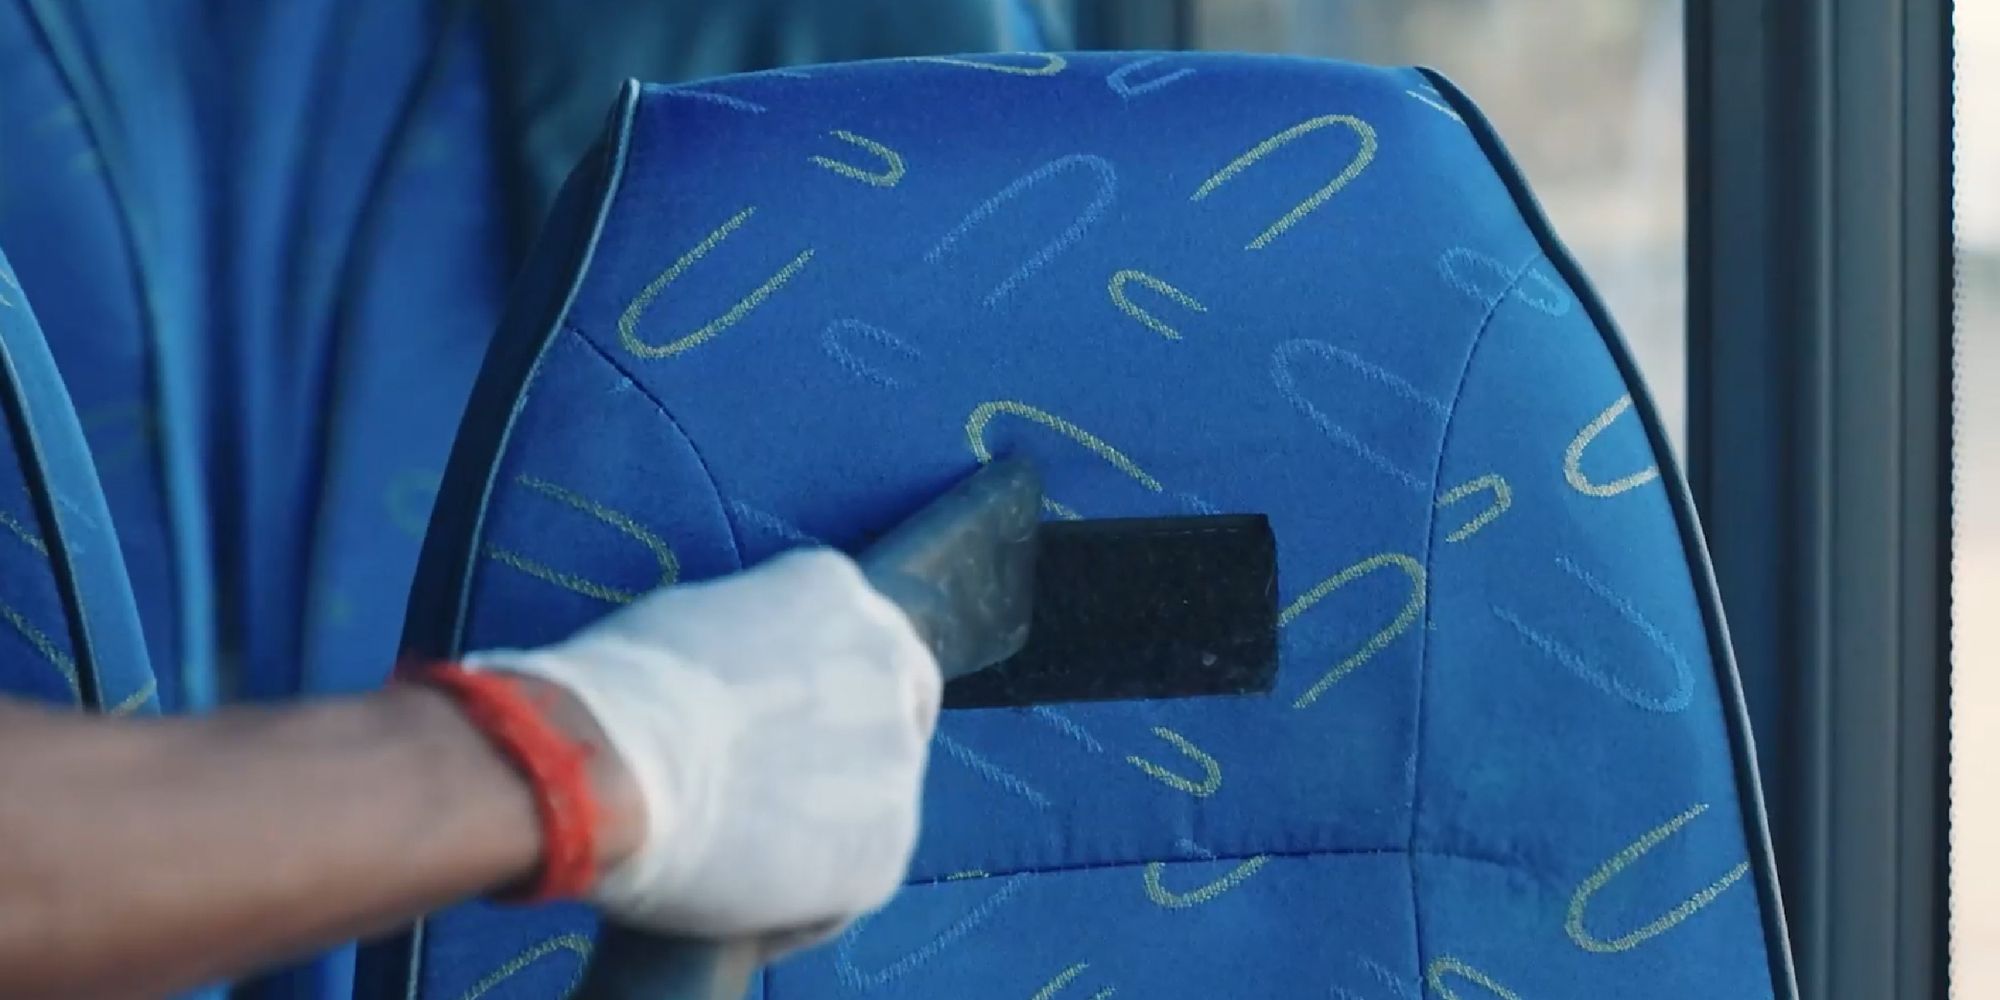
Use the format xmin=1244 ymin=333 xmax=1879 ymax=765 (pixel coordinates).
xmin=387 ymin=53 xmax=1796 ymax=1000
xmin=0 ymin=245 xmax=157 ymax=716
xmin=0 ymin=0 xmax=214 ymax=712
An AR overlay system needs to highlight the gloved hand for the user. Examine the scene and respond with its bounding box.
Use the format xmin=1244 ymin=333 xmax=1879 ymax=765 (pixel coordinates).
xmin=463 ymin=548 xmax=942 ymax=956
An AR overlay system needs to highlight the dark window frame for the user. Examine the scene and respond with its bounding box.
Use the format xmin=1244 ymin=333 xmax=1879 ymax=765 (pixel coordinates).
xmin=1686 ymin=1 xmax=1955 ymax=998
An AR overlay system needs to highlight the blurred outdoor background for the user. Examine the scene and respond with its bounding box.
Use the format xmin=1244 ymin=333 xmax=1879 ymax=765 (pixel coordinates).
xmin=1951 ymin=1 xmax=1996 ymax=994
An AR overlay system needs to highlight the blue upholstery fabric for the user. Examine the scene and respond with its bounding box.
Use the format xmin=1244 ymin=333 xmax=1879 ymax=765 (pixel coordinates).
xmin=390 ymin=53 xmax=1792 ymax=1000
xmin=208 ymin=0 xmax=460 ymax=703
xmin=0 ymin=245 xmax=157 ymax=715
xmin=296 ymin=11 xmax=512 ymax=701
xmin=0 ymin=0 xmax=214 ymax=711
xmin=235 ymin=8 xmax=1035 ymax=995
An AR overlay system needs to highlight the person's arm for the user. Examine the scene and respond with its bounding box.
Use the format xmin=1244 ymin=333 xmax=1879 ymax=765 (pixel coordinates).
xmin=0 ymin=547 xmax=939 ymax=1000
xmin=0 ymin=677 xmax=644 ymax=1000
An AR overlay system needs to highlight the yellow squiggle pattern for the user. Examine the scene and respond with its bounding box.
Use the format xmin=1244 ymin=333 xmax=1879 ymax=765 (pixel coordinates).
xmin=0 ymin=509 xmax=47 ymax=555
xmin=0 ymin=600 xmax=78 ymax=696
xmin=965 ymin=401 xmax=1162 ymax=520
xmin=1564 ymin=396 xmax=1660 ymax=497
xmin=619 ymin=206 xmax=815 ymax=360
xmin=1426 ymin=957 xmax=1523 ymax=1000
xmin=1033 ymin=963 xmax=1089 ymax=1000
xmin=1192 ymin=114 xmax=1378 ymax=250
xmin=811 ymin=130 xmax=906 ymax=187
xmin=484 ymin=475 xmax=679 ymax=604
xmin=456 ymin=933 xmax=592 ymax=1000
xmin=1143 ymin=855 xmax=1271 ymax=908
xmin=1030 ymin=961 xmax=1113 ymax=999
xmin=1108 ymin=269 xmax=1206 ymax=340
xmin=917 ymin=53 xmax=1067 ymax=76
xmin=108 ymin=678 xmax=157 ymax=716
xmin=1566 ymin=802 xmax=1752 ymax=953
xmin=1125 ymin=726 xmax=1222 ymax=797
xmin=1437 ymin=474 xmax=1512 ymax=543
xmin=1280 ymin=553 xmax=1425 ymax=708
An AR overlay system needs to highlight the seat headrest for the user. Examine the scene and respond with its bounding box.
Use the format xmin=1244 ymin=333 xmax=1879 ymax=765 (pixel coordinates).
xmin=384 ymin=51 xmax=1787 ymax=1000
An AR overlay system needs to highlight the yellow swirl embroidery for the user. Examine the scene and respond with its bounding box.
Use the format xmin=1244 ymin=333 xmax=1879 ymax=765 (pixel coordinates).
xmin=619 ymin=206 xmax=815 ymax=360
xmin=1031 ymin=962 xmax=1114 ymax=999
xmin=1107 ymin=56 xmax=1194 ymax=99
xmin=966 ymin=401 xmax=1163 ymax=520
xmin=1564 ymin=396 xmax=1660 ymax=497
xmin=1566 ymin=802 xmax=1753 ymax=953
xmin=108 ymin=678 xmax=156 ymax=716
xmin=1437 ymin=474 xmax=1511 ymax=543
xmin=456 ymin=933 xmax=592 ymax=1000
xmin=1281 ymin=553 xmax=1425 ymax=708
xmin=1143 ymin=855 xmax=1270 ymax=908
xmin=1126 ymin=726 xmax=1221 ymax=797
xmin=1034 ymin=963 xmax=1088 ymax=1000
xmin=917 ymin=53 xmax=1067 ymax=76
xmin=1108 ymin=269 xmax=1206 ymax=341
xmin=1191 ymin=114 xmax=1378 ymax=250
xmin=484 ymin=475 xmax=679 ymax=604
xmin=811 ymin=129 xmax=906 ymax=187
xmin=1426 ymin=957 xmax=1522 ymax=1000
xmin=0 ymin=600 xmax=78 ymax=696
xmin=1 ymin=509 xmax=46 ymax=556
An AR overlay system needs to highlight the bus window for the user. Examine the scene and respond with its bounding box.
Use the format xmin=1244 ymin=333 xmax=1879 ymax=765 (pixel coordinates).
xmin=1952 ymin=0 xmax=1995 ymax=992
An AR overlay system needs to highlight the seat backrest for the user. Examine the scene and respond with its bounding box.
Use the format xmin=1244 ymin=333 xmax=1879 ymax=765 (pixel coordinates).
xmin=382 ymin=52 xmax=1794 ymax=1000
xmin=0 ymin=0 xmax=213 ymax=711
xmin=0 ymin=246 xmax=158 ymax=715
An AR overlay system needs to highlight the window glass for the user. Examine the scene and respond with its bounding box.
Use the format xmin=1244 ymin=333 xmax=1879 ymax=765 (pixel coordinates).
xmin=1190 ymin=0 xmax=1688 ymax=452
xmin=1952 ymin=0 xmax=1996 ymax=991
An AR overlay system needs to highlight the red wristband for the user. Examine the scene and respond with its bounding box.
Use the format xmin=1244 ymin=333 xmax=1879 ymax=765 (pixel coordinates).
xmin=406 ymin=661 xmax=601 ymax=902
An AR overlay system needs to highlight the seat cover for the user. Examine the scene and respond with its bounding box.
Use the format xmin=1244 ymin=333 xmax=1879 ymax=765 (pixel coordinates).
xmin=0 ymin=245 xmax=157 ymax=715
xmin=387 ymin=53 xmax=1795 ymax=1000
xmin=0 ymin=0 xmax=213 ymax=711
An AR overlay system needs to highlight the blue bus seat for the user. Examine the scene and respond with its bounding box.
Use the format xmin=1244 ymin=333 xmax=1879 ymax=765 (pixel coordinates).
xmin=387 ymin=52 xmax=1796 ymax=1000
xmin=0 ymin=0 xmax=213 ymax=712
xmin=0 ymin=245 xmax=158 ymax=715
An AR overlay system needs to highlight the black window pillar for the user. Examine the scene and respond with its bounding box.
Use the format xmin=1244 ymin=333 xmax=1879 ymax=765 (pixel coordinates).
xmin=1686 ymin=0 xmax=1954 ymax=997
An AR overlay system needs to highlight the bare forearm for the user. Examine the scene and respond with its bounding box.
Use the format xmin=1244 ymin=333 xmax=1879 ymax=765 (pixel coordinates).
xmin=0 ymin=682 xmax=636 ymax=999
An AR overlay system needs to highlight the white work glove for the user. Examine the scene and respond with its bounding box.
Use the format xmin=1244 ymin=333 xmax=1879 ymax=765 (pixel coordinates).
xmin=464 ymin=548 xmax=942 ymax=955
